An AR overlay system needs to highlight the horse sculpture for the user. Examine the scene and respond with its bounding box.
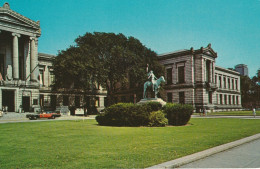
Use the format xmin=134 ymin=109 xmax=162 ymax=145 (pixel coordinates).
xmin=143 ymin=76 xmax=165 ymax=99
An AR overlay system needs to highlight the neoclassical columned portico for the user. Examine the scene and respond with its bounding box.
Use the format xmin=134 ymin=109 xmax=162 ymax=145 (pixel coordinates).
xmin=0 ymin=2 xmax=41 ymax=112
xmin=9 ymin=33 xmax=38 ymax=81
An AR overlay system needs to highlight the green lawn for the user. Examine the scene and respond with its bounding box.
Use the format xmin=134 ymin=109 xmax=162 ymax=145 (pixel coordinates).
xmin=1 ymin=118 xmax=260 ymax=168
xmin=208 ymin=110 xmax=260 ymax=116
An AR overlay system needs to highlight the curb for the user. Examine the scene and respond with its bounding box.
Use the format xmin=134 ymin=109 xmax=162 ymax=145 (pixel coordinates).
xmin=146 ymin=133 xmax=260 ymax=169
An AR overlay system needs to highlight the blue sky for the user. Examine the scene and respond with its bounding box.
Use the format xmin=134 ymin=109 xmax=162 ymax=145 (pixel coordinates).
xmin=5 ymin=0 xmax=260 ymax=77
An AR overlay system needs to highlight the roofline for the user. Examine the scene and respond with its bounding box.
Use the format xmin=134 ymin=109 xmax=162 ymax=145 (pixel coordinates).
xmin=0 ymin=3 xmax=41 ymax=36
xmin=38 ymin=53 xmax=55 ymax=61
xmin=215 ymin=66 xmax=240 ymax=76
xmin=158 ymin=44 xmax=217 ymax=60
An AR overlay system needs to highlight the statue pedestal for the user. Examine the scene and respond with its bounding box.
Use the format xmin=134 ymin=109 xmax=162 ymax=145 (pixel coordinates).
xmin=137 ymin=98 xmax=166 ymax=106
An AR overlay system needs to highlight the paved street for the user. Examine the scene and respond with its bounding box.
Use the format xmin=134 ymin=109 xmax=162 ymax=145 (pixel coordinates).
xmin=180 ymin=138 xmax=260 ymax=168
xmin=0 ymin=112 xmax=95 ymax=123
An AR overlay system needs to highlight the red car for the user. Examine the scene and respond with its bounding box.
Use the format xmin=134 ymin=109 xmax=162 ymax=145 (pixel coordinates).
xmin=26 ymin=111 xmax=61 ymax=120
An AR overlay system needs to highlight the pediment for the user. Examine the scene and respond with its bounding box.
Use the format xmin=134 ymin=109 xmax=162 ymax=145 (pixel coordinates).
xmin=203 ymin=45 xmax=217 ymax=58
xmin=0 ymin=7 xmax=40 ymax=35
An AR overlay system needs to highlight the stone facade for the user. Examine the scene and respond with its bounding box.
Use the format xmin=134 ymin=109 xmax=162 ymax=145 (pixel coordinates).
xmin=0 ymin=3 xmax=41 ymax=112
xmin=159 ymin=44 xmax=242 ymax=112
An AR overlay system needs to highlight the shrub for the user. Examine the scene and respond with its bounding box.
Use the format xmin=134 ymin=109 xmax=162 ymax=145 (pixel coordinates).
xmin=96 ymin=103 xmax=151 ymax=126
xmin=163 ymin=103 xmax=193 ymax=126
xmin=144 ymin=102 xmax=162 ymax=112
xmin=96 ymin=102 xmax=165 ymax=127
xmin=149 ymin=110 xmax=168 ymax=127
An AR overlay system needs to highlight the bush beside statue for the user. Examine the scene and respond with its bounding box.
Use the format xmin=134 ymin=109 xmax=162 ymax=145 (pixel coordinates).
xmin=96 ymin=102 xmax=193 ymax=127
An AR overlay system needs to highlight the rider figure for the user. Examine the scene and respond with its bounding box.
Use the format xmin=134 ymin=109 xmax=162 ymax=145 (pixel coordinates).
xmin=148 ymin=70 xmax=157 ymax=91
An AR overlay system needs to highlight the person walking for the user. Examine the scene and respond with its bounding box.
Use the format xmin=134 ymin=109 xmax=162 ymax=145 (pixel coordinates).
xmin=253 ymin=108 xmax=256 ymax=118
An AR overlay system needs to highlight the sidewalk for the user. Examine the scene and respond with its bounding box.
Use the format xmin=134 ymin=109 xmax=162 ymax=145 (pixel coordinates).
xmin=147 ymin=133 xmax=260 ymax=168
xmin=192 ymin=114 xmax=260 ymax=119
xmin=180 ymin=138 xmax=260 ymax=168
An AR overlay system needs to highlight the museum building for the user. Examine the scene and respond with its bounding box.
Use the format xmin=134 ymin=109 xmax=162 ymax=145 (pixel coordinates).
xmin=0 ymin=3 xmax=106 ymax=113
xmin=159 ymin=44 xmax=242 ymax=112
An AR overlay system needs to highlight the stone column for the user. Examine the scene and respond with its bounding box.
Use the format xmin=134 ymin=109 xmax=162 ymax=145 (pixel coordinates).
xmin=30 ymin=37 xmax=37 ymax=81
xmin=12 ymin=33 xmax=20 ymax=80
xmin=212 ymin=61 xmax=215 ymax=83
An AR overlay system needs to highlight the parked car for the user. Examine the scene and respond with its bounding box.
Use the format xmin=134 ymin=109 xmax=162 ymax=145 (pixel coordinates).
xmin=26 ymin=111 xmax=61 ymax=120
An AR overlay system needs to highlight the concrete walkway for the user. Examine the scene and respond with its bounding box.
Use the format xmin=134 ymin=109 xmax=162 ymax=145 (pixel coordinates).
xmin=147 ymin=133 xmax=260 ymax=168
xmin=180 ymin=138 xmax=260 ymax=168
xmin=192 ymin=114 xmax=260 ymax=119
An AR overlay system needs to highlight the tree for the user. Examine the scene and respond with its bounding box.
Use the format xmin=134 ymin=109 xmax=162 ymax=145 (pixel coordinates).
xmin=53 ymin=32 xmax=164 ymax=106
xmin=240 ymin=75 xmax=260 ymax=108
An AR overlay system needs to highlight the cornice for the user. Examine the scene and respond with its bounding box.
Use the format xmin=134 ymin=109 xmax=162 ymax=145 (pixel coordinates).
xmin=215 ymin=66 xmax=240 ymax=76
xmin=0 ymin=5 xmax=41 ymax=35
xmin=158 ymin=44 xmax=218 ymax=60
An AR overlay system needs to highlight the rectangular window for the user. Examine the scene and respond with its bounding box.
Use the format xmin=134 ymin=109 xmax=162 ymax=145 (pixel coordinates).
xmin=178 ymin=66 xmax=185 ymax=83
xmin=51 ymin=95 xmax=57 ymax=110
xmin=232 ymin=79 xmax=234 ymax=90
xmin=223 ymin=77 xmax=226 ymax=88
xmin=219 ymin=76 xmax=222 ymax=88
xmin=50 ymin=71 xmax=55 ymax=85
xmin=75 ymin=96 xmax=80 ymax=107
xmin=229 ymin=95 xmax=231 ymax=105
xmin=216 ymin=94 xmax=218 ymax=104
xmin=224 ymin=95 xmax=227 ymax=105
xmin=179 ymin=92 xmax=185 ymax=104
xmin=166 ymin=68 xmax=172 ymax=84
xmin=206 ymin=60 xmax=210 ymax=82
xmin=63 ymin=95 xmax=69 ymax=106
xmin=235 ymin=79 xmax=238 ymax=90
xmin=44 ymin=95 xmax=51 ymax=106
xmin=228 ymin=78 xmax=230 ymax=89
xmin=208 ymin=91 xmax=212 ymax=104
xmin=236 ymin=96 xmax=239 ymax=105
xmin=167 ymin=93 xmax=172 ymax=103
xmin=233 ymin=95 xmax=235 ymax=105
xmin=220 ymin=94 xmax=223 ymax=105
xmin=33 ymin=99 xmax=38 ymax=105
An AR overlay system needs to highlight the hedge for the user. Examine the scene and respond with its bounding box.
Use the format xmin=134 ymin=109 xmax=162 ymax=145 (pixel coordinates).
xmin=163 ymin=103 xmax=193 ymax=126
xmin=96 ymin=102 xmax=166 ymax=127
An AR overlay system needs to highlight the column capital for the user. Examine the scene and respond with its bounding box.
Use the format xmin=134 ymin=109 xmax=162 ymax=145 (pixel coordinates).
xmin=30 ymin=36 xmax=37 ymax=41
xmin=12 ymin=33 xmax=21 ymax=37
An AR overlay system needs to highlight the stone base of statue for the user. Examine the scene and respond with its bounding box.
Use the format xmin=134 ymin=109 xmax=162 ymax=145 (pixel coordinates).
xmin=137 ymin=98 xmax=166 ymax=106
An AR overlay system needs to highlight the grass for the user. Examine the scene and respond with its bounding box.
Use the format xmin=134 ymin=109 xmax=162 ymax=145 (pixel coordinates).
xmin=208 ymin=110 xmax=260 ymax=116
xmin=1 ymin=118 xmax=260 ymax=168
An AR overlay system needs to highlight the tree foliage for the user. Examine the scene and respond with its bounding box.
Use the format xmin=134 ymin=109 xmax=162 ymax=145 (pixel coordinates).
xmin=240 ymin=75 xmax=260 ymax=108
xmin=53 ymin=32 xmax=164 ymax=105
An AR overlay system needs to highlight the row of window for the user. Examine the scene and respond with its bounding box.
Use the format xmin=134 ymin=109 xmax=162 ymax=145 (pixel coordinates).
xmin=216 ymin=75 xmax=238 ymax=90
xmin=167 ymin=92 xmax=185 ymax=104
xmin=217 ymin=94 xmax=239 ymax=105
xmin=166 ymin=66 xmax=185 ymax=84
xmin=167 ymin=92 xmax=240 ymax=105
xmin=39 ymin=95 xmax=100 ymax=108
